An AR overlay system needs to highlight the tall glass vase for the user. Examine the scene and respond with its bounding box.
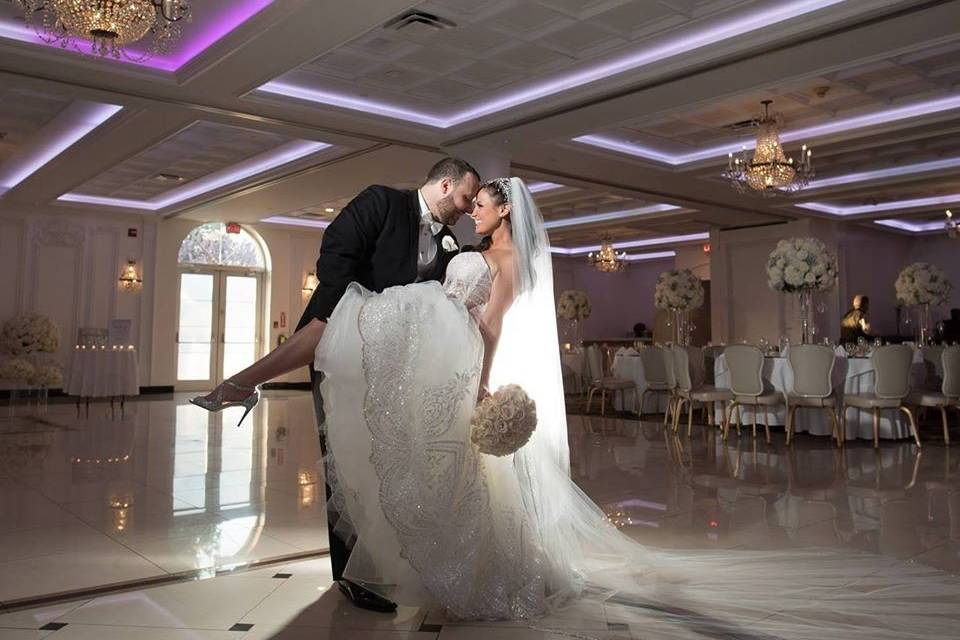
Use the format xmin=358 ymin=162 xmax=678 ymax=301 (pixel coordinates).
xmin=916 ymin=303 xmax=931 ymax=345
xmin=797 ymin=290 xmax=815 ymax=344
xmin=671 ymin=309 xmax=691 ymax=346
xmin=562 ymin=318 xmax=583 ymax=352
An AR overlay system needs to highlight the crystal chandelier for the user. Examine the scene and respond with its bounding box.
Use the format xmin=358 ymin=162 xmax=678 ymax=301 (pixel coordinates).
xmin=947 ymin=209 xmax=958 ymax=239
xmin=722 ymin=100 xmax=814 ymax=197
xmin=16 ymin=0 xmax=191 ymax=62
xmin=587 ymin=238 xmax=626 ymax=273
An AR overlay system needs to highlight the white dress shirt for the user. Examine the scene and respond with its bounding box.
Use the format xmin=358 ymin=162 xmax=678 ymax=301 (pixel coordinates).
xmin=417 ymin=190 xmax=444 ymax=277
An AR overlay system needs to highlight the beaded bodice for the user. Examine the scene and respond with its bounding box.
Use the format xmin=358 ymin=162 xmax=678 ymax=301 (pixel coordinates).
xmin=442 ymin=252 xmax=493 ymax=313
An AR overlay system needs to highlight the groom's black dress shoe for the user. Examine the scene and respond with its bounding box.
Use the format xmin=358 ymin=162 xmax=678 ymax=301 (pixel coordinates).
xmin=336 ymin=579 xmax=398 ymax=613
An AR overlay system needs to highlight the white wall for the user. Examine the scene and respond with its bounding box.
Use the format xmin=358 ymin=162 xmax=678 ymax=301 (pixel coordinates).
xmin=1 ymin=208 xmax=323 ymax=390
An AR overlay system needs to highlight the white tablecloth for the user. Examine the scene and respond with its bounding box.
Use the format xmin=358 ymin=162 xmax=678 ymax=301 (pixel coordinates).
xmin=713 ymin=353 xmax=924 ymax=441
xmin=561 ymin=351 xmax=586 ymax=393
xmin=65 ymin=348 xmax=140 ymax=397
xmin=612 ymin=351 xmax=670 ymax=414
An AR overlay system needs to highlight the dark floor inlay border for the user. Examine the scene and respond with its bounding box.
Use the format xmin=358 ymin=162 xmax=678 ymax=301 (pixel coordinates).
xmin=419 ymin=623 xmax=443 ymax=632
xmin=229 ymin=623 xmax=254 ymax=631
xmin=608 ymin=622 xmax=629 ymax=631
xmin=272 ymin=572 xmax=293 ymax=579
xmin=39 ymin=622 xmax=68 ymax=630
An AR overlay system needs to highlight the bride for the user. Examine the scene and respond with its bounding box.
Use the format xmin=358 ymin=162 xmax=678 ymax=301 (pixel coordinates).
xmin=195 ymin=177 xmax=959 ymax=637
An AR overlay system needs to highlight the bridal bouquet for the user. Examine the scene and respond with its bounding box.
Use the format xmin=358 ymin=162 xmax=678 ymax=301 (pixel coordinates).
xmin=895 ymin=262 xmax=952 ymax=306
xmin=0 ymin=358 xmax=35 ymax=383
xmin=471 ymin=384 xmax=537 ymax=457
xmin=557 ymin=290 xmax=591 ymax=320
xmin=766 ymin=237 xmax=838 ymax=293
xmin=654 ymin=269 xmax=704 ymax=311
xmin=0 ymin=312 xmax=60 ymax=356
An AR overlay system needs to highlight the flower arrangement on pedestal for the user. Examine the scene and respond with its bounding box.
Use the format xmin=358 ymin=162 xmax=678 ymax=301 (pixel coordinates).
xmin=895 ymin=262 xmax=953 ymax=344
xmin=0 ymin=358 xmax=35 ymax=384
xmin=654 ymin=269 xmax=704 ymax=345
xmin=766 ymin=237 xmax=838 ymax=343
xmin=0 ymin=312 xmax=60 ymax=356
xmin=557 ymin=290 xmax=591 ymax=349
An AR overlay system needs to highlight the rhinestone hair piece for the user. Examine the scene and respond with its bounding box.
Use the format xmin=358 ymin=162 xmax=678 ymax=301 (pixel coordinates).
xmin=484 ymin=178 xmax=512 ymax=205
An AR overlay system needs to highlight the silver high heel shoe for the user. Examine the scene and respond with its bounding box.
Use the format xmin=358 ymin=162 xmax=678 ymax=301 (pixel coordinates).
xmin=190 ymin=379 xmax=260 ymax=427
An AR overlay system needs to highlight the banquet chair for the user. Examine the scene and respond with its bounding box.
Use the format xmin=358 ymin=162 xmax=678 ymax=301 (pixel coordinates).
xmin=786 ymin=344 xmax=842 ymax=447
xmin=671 ymin=345 xmax=733 ymax=437
xmin=920 ymin=345 xmax=945 ymax=390
xmin=842 ymin=344 xmax=921 ymax=449
xmin=907 ymin=345 xmax=960 ymax=445
xmin=584 ymin=344 xmax=636 ymax=417
xmin=702 ymin=345 xmax=725 ymax=386
xmin=722 ymin=345 xmax=786 ymax=444
xmin=638 ymin=346 xmax=675 ymax=422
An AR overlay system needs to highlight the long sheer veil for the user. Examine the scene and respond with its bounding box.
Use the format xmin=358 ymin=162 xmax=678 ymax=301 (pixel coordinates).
xmin=487 ymin=178 xmax=959 ymax=639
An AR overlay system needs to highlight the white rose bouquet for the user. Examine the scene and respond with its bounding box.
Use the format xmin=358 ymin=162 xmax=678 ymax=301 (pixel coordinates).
xmin=766 ymin=237 xmax=838 ymax=293
xmin=30 ymin=365 xmax=63 ymax=388
xmin=654 ymin=269 xmax=704 ymax=311
xmin=0 ymin=358 xmax=35 ymax=383
xmin=895 ymin=262 xmax=952 ymax=307
xmin=557 ymin=289 xmax=591 ymax=321
xmin=0 ymin=312 xmax=60 ymax=356
xmin=470 ymin=384 xmax=537 ymax=457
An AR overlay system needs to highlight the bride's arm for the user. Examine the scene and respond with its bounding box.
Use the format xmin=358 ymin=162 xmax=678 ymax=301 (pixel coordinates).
xmin=476 ymin=265 xmax=516 ymax=399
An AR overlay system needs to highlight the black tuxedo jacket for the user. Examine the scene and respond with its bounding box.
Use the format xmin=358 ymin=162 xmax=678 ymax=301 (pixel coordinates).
xmin=296 ymin=185 xmax=458 ymax=331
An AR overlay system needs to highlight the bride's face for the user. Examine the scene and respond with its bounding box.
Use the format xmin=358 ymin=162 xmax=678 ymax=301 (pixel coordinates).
xmin=471 ymin=188 xmax=509 ymax=236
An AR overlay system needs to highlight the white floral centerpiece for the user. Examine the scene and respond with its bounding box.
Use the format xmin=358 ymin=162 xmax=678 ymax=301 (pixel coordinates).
xmin=654 ymin=269 xmax=704 ymax=311
xmin=895 ymin=262 xmax=952 ymax=307
xmin=0 ymin=312 xmax=60 ymax=356
xmin=30 ymin=365 xmax=63 ymax=389
xmin=471 ymin=384 xmax=537 ymax=457
xmin=895 ymin=262 xmax=953 ymax=344
xmin=557 ymin=290 xmax=591 ymax=320
xmin=766 ymin=237 xmax=838 ymax=293
xmin=0 ymin=358 xmax=35 ymax=384
xmin=766 ymin=237 xmax=837 ymax=344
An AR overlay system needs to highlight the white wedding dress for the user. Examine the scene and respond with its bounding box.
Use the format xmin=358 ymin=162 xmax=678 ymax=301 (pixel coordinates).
xmin=315 ymin=189 xmax=960 ymax=637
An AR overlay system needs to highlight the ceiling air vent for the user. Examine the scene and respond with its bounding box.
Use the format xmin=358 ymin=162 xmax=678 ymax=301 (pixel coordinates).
xmin=724 ymin=117 xmax=760 ymax=132
xmin=384 ymin=10 xmax=457 ymax=32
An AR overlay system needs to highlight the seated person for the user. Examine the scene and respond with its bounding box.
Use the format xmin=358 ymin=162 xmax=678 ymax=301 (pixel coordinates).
xmin=633 ymin=322 xmax=652 ymax=339
xmin=840 ymin=294 xmax=871 ymax=344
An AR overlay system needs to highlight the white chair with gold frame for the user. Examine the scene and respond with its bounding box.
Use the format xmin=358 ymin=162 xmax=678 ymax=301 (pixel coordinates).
xmin=907 ymin=344 xmax=960 ymax=445
xmin=722 ymin=345 xmax=786 ymax=444
xmin=584 ymin=344 xmax=636 ymax=417
xmin=671 ymin=345 xmax=733 ymax=438
xmin=842 ymin=344 xmax=921 ymax=449
xmin=786 ymin=344 xmax=842 ymax=447
xmin=638 ymin=346 xmax=675 ymax=423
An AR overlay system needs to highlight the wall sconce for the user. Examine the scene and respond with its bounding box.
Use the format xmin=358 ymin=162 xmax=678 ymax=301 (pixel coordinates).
xmin=298 ymin=470 xmax=318 ymax=508
xmin=118 ymin=260 xmax=142 ymax=292
xmin=302 ymin=271 xmax=319 ymax=295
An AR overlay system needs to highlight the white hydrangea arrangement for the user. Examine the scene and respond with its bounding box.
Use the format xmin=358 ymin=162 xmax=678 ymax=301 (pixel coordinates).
xmin=0 ymin=312 xmax=60 ymax=356
xmin=654 ymin=269 xmax=704 ymax=311
xmin=0 ymin=359 xmax=35 ymax=382
xmin=766 ymin=237 xmax=838 ymax=293
xmin=895 ymin=262 xmax=953 ymax=307
xmin=470 ymin=384 xmax=537 ymax=457
xmin=30 ymin=365 xmax=63 ymax=388
xmin=556 ymin=290 xmax=591 ymax=321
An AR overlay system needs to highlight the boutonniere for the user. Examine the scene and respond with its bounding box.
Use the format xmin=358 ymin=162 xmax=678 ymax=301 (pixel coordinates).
xmin=441 ymin=235 xmax=459 ymax=253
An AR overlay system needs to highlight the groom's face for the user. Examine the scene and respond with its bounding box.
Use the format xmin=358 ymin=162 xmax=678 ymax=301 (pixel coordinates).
xmin=433 ymin=174 xmax=480 ymax=226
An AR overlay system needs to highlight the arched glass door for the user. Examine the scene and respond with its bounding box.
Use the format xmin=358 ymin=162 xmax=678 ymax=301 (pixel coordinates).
xmin=176 ymin=223 xmax=267 ymax=390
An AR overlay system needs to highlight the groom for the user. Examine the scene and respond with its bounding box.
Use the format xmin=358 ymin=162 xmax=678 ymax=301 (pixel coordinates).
xmin=296 ymin=157 xmax=481 ymax=611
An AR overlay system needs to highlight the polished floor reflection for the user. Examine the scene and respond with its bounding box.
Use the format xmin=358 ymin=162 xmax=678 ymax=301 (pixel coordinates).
xmin=1 ymin=394 xmax=959 ymax=638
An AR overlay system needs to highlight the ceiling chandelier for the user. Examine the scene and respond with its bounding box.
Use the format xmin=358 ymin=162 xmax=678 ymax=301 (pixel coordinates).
xmin=16 ymin=0 xmax=191 ymax=62
xmin=722 ymin=100 xmax=814 ymax=197
xmin=588 ymin=238 xmax=626 ymax=273
xmin=947 ymin=209 xmax=957 ymax=239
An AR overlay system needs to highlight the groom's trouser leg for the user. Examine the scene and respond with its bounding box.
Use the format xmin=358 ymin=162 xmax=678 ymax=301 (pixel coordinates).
xmin=310 ymin=367 xmax=351 ymax=581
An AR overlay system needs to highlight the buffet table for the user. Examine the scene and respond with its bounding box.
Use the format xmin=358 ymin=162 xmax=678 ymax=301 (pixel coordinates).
xmin=65 ymin=345 xmax=140 ymax=404
xmin=713 ymin=352 xmax=925 ymax=441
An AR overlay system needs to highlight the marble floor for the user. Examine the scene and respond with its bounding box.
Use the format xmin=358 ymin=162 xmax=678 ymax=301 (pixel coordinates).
xmin=1 ymin=391 xmax=959 ymax=638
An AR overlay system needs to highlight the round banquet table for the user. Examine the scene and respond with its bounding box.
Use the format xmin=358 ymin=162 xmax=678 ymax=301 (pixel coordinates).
xmin=65 ymin=346 xmax=140 ymax=401
xmin=560 ymin=351 xmax=586 ymax=393
xmin=612 ymin=349 xmax=671 ymax=414
xmin=713 ymin=351 xmax=925 ymax=441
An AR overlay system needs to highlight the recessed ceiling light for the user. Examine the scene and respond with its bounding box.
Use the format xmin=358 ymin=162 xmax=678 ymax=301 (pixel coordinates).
xmin=324 ymin=207 xmax=335 ymax=213
xmin=152 ymin=173 xmax=185 ymax=183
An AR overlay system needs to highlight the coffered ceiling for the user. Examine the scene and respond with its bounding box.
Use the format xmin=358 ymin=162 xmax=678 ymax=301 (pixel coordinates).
xmin=0 ymin=0 xmax=957 ymax=251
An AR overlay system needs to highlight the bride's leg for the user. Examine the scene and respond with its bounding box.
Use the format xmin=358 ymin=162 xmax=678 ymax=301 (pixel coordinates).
xmin=201 ymin=319 xmax=326 ymax=401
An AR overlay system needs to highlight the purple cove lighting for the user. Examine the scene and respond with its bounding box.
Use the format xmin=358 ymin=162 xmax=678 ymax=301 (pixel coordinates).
xmin=624 ymin=250 xmax=677 ymax=262
xmin=550 ymin=232 xmax=709 ymax=255
xmin=0 ymin=101 xmax=122 ymax=193
xmin=58 ymin=140 xmax=330 ymax=211
xmin=258 ymin=0 xmax=847 ymax=127
xmin=544 ymin=204 xmax=682 ymax=229
xmin=874 ymin=219 xmax=945 ymax=233
xmin=806 ymin=156 xmax=960 ymax=190
xmin=260 ymin=216 xmax=330 ymax=229
xmin=796 ymin=193 xmax=960 ymax=216
xmin=527 ymin=181 xmax=564 ymax=193
xmin=0 ymin=1 xmax=274 ymax=72
xmin=574 ymin=93 xmax=960 ymax=166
